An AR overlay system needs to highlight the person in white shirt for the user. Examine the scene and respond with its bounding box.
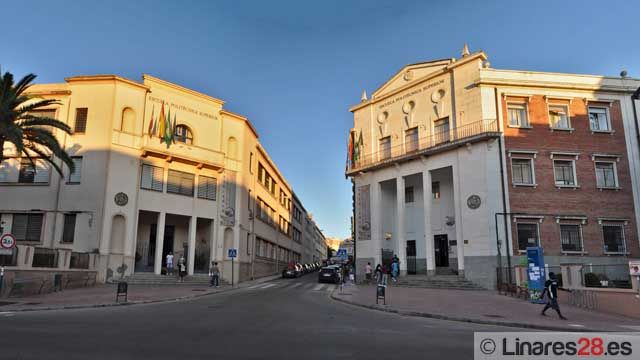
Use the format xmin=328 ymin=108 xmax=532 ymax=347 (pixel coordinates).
xmin=365 ymin=262 xmax=373 ymax=284
xmin=166 ymin=252 xmax=174 ymax=276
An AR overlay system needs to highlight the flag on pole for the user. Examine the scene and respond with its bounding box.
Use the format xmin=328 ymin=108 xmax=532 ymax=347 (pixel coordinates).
xmin=164 ymin=107 xmax=172 ymax=147
xmin=172 ymin=113 xmax=177 ymax=144
xmin=158 ymin=101 xmax=166 ymax=142
xmin=147 ymin=105 xmax=155 ymax=136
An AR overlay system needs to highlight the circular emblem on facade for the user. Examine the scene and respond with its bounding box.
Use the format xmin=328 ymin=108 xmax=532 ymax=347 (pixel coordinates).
xmin=403 ymin=70 xmax=414 ymax=81
xmin=377 ymin=111 xmax=389 ymax=124
xmin=114 ymin=192 xmax=128 ymax=206
xmin=467 ymin=194 xmax=481 ymax=210
xmin=431 ymin=88 xmax=446 ymax=103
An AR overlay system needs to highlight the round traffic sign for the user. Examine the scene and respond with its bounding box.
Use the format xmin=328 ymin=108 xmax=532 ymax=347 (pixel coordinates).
xmin=0 ymin=233 xmax=16 ymax=249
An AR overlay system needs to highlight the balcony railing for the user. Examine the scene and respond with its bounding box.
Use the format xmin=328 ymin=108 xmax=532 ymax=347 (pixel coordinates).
xmin=346 ymin=119 xmax=500 ymax=174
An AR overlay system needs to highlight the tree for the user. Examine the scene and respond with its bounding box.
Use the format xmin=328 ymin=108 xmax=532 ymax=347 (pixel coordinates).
xmin=0 ymin=68 xmax=74 ymax=176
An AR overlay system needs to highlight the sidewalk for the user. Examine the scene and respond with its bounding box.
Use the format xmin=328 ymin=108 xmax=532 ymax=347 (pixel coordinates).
xmin=0 ymin=274 xmax=280 ymax=312
xmin=331 ymin=283 xmax=640 ymax=332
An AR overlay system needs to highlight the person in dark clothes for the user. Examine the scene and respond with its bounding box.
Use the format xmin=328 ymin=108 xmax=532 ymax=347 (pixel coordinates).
xmin=540 ymin=272 xmax=570 ymax=320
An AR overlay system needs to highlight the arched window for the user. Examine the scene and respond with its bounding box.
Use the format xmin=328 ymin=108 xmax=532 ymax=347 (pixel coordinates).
xmin=227 ymin=137 xmax=238 ymax=159
xmin=174 ymin=125 xmax=193 ymax=145
xmin=121 ymin=107 xmax=136 ymax=133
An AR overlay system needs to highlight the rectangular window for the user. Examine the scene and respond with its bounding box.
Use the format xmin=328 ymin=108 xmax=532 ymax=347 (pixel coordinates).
xmin=62 ymin=214 xmax=76 ymax=243
xmin=595 ymin=162 xmax=617 ymax=188
xmin=12 ymin=213 xmax=44 ymax=242
xmin=140 ymin=164 xmax=164 ymax=191
xmin=589 ymin=107 xmax=610 ymax=131
xmin=258 ymin=163 xmax=264 ymax=183
xmin=517 ymin=223 xmax=539 ymax=251
xmin=511 ymin=158 xmax=534 ymax=185
xmin=549 ymin=105 xmax=570 ymax=129
xmin=553 ymin=160 xmax=575 ymax=186
xmin=18 ymin=158 xmax=49 ymax=184
xmin=560 ymin=224 xmax=583 ymax=252
xmin=379 ymin=137 xmax=391 ymax=160
xmin=68 ymin=157 xmax=83 ymax=184
xmin=32 ymin=248 xmax=57 ymax=268
xmin=249 ymin=152 xmax=254 ymax=174
xmin=70 ymin=252 xmax=90 ymax=269
xmin=197 ymin=175 xmax=217 ymax=200
xmin=167 ymin=170 xmax=194 ymax=196
xmin=405 ymin=127 xmax=419 ymax=153
xmin=434 ymin=117 xmax=450 ymax=144
xmin=508 ymin=103 xmax=528 ymax=127
xmin=432 ymin=181 xmax=440 ymax=199
xmin=603 ymin=224 xmax=625 ymax=253
xmin=405 ymin=186 xmax=414 ymax=203
xmin=74 ymin=108 xmax=88 ymax=133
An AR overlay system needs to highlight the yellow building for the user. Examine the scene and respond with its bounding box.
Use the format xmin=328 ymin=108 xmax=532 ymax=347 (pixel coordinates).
xmin=0 ymin=74 xmax=324 ymax=287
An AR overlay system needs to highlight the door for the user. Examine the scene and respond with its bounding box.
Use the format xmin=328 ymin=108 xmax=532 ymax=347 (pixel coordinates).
xmin=406 ymin=240 xmax=416 ymax=275
xmin=434 ymin=234 xmax=449 ymax=267
xmin=162 ymin=225 xmax=175 ymax=267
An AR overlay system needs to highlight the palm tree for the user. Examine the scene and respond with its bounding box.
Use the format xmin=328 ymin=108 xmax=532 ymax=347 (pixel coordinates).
xmin=0 ymin=68 xmax=74 ymax=176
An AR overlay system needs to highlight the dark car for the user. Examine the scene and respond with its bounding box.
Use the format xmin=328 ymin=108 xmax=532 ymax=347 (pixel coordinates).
xmin=318 ymin=266 xmax=340 ymax=284
xmin=282 ymin=263 xmax=301 ymax=278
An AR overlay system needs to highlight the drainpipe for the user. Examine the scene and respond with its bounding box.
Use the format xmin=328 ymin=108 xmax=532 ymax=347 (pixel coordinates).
xmin=494 ymin=88 xmax=511 ymax=284
xmin=632 ymin=87 xmax=640 ymax=157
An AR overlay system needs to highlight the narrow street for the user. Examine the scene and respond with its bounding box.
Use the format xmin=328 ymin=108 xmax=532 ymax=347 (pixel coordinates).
xmin=0 ymin=275 xmax=512 ymax=359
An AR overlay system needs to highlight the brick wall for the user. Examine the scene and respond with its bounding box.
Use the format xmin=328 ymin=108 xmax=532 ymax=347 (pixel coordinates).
xmin=502 ymin=95 xmax=638 ymax=258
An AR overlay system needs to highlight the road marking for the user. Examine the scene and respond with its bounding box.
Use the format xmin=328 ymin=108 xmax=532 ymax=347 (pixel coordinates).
xmin=247 ymin=284 xmax=263 ymax=289
xmin=568 ymin=324 xmax=585 ymax=328
xmin=259 ymin=283 xmax=277 ymax=289
xmin=0 ymin=312 xmax=14 ymax=317
xmin=288 ymin=283 xmax=302 ymax=288
xmin=313 ymin=284 xmax=325 ymax=291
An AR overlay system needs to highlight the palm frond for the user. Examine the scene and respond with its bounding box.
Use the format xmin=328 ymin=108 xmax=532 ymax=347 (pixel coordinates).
xmin=23 ymin=144 xmax=66 ymax=177
xmin=17 ymin=99 xmax=61 ymax=115
xmin=23 ymin=128 xmax=74 ymax=172
xmin=14 ymin=73 xmax=37 ymax=97
xmin=17 ymin=115 xmax=72 ymax=134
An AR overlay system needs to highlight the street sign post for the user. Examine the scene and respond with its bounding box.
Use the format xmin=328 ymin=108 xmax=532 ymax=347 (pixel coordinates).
xmin=228 ymin=248 xmax=237 ymax=287
xmin=336 ymin=248 xmax=348 ymax=261
xmin=0 ymin=233 xmax=16 ymax=256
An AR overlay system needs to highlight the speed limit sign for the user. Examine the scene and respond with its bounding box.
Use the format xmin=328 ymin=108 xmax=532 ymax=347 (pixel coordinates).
xmin=0 ymin=233 xmax=16 ymax=255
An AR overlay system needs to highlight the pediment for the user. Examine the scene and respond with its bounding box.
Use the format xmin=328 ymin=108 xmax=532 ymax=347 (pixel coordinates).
xmin=372 ymin=59 xmax=453 ymax=99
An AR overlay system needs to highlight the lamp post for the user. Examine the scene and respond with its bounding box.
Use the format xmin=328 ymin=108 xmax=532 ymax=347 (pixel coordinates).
xmin=494 ymin=212 xmax=526 ymax=285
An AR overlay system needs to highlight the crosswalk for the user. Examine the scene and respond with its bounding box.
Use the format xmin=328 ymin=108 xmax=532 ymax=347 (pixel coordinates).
xmin=245 ymin=281 xmax=336 ymax=292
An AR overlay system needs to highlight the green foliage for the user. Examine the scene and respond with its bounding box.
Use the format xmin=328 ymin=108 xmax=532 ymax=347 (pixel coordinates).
xmin=584 ymin=272 xmax=601 ymax=287
xmin=0 ymin=67 xmax=74 ymax=175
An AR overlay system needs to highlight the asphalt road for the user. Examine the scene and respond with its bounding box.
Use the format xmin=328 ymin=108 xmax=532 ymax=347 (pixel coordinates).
xmin=0 ymin=274 xmax=514 ymax=359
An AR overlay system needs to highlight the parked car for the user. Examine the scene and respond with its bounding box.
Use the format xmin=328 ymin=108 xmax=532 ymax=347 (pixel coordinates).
xmin=318 ymin=266 xmax=341 ymax=284
xmin=283 ymin=262 xmax=302 ymax=278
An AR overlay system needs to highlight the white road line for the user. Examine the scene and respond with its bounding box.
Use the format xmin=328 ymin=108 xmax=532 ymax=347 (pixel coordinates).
xmin=288 ymin=283 xmax=302 ymax=288
xmin=259 ymin=283 xmax=277 ymax=289
xmin=313 ymin=284 xmax=325 ymax=291
xmin=247 ymin=284 xmax=263 ymax=289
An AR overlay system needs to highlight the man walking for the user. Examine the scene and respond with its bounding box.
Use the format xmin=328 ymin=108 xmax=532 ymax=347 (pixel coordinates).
xmin=540 ymin=272 xmax=569 ymax=320
xmin=165 ymin=252 xmax=174 ymax=276
xmin=391 ymin=259 xmax=399 ymax=282
xmin=365 ymin=262 xmax=372 ymax=284
xmin=210 ymin=261 xmax=220 ymax=288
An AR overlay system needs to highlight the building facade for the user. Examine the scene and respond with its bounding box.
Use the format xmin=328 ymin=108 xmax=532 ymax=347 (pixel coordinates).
xmin=0 ymin=74 xmax=324 ymax=284
xmin=347 ymin=48 xmax=640 ymax=288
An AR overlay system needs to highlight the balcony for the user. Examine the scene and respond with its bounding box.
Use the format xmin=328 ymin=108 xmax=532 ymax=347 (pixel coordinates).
xmin=346 ymin=119 xmax=500 ymax=175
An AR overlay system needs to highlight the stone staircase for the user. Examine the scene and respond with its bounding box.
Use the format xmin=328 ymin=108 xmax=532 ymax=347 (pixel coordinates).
xmin=114 ymin=273 xmax=216 ymax=286
xmin=391 ymin=275 xmax=485 ymax=290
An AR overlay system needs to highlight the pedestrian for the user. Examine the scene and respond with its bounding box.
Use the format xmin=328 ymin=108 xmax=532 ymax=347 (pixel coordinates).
xmin=380 ymin=263 xmax=388 ymax=285
xmin=178 ymin=256 xmax=187 ymax=282
xmin=365 ymin=262 xmax=373 ymax=284
xmin=391 ymin=259 xmax=399 ymax=282
xmin=165 ymin=251 xmax=174 ymax=276
xmin=374 ymin=264 xmax=382 ymax=283
xmin=210 ymin=261 xmax=220 ymax=288
xmin=540 ymin=272 xmax=569 ymax=320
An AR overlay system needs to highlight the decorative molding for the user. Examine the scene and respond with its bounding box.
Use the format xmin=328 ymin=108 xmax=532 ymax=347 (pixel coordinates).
xmin=555 ymin=215 xmax=587 ymax=225
xmin=591 ymin=153 xmax=621 ymax=162
xmin=550 ymin=151 xmax=580 ymax=160
xmin=513 ymin=215 xmax=544 ymax=223
xmin=503 ymin=93 xmax=533 ymax=102
xmin=508 ymin=149 xmax=538 ymax=158
xmin=584 ymin=98 xmax=615 ymax=107
xmin=544 ymin=95 xmax=574 ymax=104
xmin=597 ymin=217 xmax=629 ymax=225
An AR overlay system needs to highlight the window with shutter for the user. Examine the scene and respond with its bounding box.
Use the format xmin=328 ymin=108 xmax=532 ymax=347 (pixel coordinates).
xmin=12 ymin=213 xmax=43 ymax=242
xmin=0 ymin=158 xmax=18 ymax=183
xmin=17 ymin=158 xmax=49 ymax=184
xmin=68 ymin=157 xmax=82 ymax=183
xmin=197 ymin=175 xmax=217 ymax=200
xmin=140 ymin=164 xmax=164 ymax=191
xmin=74 ymin=108 xmax=88 ymax=133
xmin=167 ymin=170 xmax=194 ymax=196
xmin=62 ymin=214 xmax=76 ymax=243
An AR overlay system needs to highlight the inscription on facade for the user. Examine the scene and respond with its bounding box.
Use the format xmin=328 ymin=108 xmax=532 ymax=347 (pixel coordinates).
xmin=378 ymin=79 xmax=445 ymax=109
xmin=149 ymin=96 xmax=217 ymax=120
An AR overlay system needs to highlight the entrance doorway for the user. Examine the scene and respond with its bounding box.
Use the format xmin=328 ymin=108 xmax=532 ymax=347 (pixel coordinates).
xmin=162 ymin=225 xmax=175 ymax=268
xmin=406 ymin=240 xmax=416 ymax=275
xmin=434 ymin=234 xmax=449 ymax=267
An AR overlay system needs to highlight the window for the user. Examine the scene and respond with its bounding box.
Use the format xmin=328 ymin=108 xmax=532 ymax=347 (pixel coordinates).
xmin=18 ymin=158 xmax=49 ymax=184
xmin=256 ymin=197 xmax=275 ymax=226
xmin=174 ymin=125 xmax=193 ymax=144
xmin=249 ymin=152 xmax=254 ymax=174
xmin=74 ymin=108 xmax=88 ymax=133
xmin=68 ymin=157 xmax=82 ymax=184
xmin=379 ymin=137 xmax=391 ymax=160
xmin=560 ymin=224 xmax=583 ymax=252
xmin=405 ymin=186 xmax=414 ymax=203
xmin=595 ymin=162 xmax=617 ymax=188
xmin=70 ymin=252 xmax=90 ymax=269
xmin=549 ymin=105 xmax=570 ymax=129
xmin=32 ymin=248 xmax=58 ymax=268
xmin=197 ymin=175 xmax=217 ymax=200
xmin=517 ymin=223 xmax=539 ymax=251
xmin=405 ymin=127 xmax=419 ymax=153
xmin=279 ymin=216 xmax=291 ymax=237
xmin=12 ymin=213 xmax=44 ymax=242
xmin=511 ymin=158 xmax=534 ymax=185
xmin=258 ymin=163 xmax=276 ymax=195
xmin=62 ymin=214 xmax=76 ymax=243
xmin=553 ymin=160 xmax=576 ymax=186
xmin=603 ymin=224 xmax=625 ymax=253
xmin=434 ymin=117 xmax=450 ymax=143
xmin=292 ymin=228 xmax=302 ymax=243
xmin=167 ymin=170 xmax=194 ymax=196
xmin=508 ymin=103 xmax=529 ymax=127
xmin=140 ymin=164 xmax=164 ymax=191
xmin=589 ymin=107 xmax=610 ymax=132
xmin=293 ymin=206 xmax=302 ymax=222
xmin=432 ymin=181 xmax=440 ymax=199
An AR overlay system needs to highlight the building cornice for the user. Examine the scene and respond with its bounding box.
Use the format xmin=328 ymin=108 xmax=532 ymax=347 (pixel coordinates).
xmin=142 ymin=74 xmax=225 ymax=106
xmin=65 ymin=74 xmax=150 ymax=91
xmin=220 ymin=109 xmax=259 ymax=139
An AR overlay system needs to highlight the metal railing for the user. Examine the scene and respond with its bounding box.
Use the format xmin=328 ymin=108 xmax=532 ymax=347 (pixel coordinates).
xmin=580 ymin=264 xmax=632 ymax=289
xmin=347 ymin=119 xmax=500 ymax=173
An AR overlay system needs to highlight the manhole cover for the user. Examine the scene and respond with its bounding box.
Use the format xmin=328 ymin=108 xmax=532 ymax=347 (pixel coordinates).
xmin=483 ymin=314 xmax=504 ymax=318
xmin=0 ymin=301 xmax=16 ymax=307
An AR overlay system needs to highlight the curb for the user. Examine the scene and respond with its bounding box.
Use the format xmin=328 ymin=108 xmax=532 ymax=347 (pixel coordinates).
xmin=329 ymin=289 xmax=611 ymax=333
xmin=1 ymin=274 xmax=282 ymax=313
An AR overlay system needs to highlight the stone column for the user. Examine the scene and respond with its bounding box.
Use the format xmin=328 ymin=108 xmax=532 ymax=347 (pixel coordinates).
xmin=370 ymin=180 xmax=382 ymax=266
xmin=423 ymin=170 xmax=435 ymax=276
xmin=396 ymin=175 xmax=406 ymax=274
xmin=154 ymin=212 xmax=166 ymax=275
xmin=209 ymin=220 xmax=216 ymax=270
xmin=452 ymin=163 xmax=465 ymax=277
xmin=187 ymin=216 xmax=197 ymax=275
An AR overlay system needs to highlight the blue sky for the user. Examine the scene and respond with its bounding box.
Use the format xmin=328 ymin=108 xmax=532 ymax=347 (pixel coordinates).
xmin=2 ymin=0 xmax=639 ymax=239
